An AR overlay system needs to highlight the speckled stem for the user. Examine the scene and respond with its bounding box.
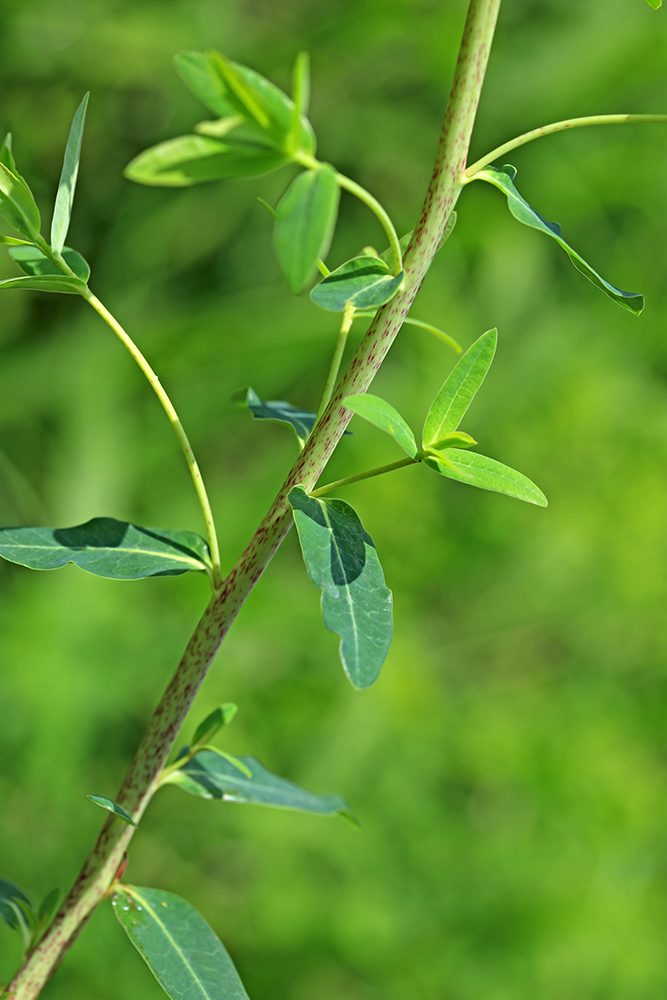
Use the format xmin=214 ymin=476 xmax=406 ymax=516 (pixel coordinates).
xmin=7 ymin=2 xmax=500 ymax=995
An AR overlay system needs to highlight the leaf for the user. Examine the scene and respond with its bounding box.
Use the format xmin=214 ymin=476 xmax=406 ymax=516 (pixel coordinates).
xmin=124 ymin=133 xmax=288 ymax=187
xmin=288 ymin=51 xmax=310 ymax=153
xmin=113 ymin=886 xmax=250 ymax=1000
xmin=235 ymin=386 xmax=317 ymax=446
xmin=422 ymin=329 xmax=497 ymax=448
xmin=50 ymin=93 xmax=89 ymax=254
xmin=192 ymin=704 xmax=238 ymax=747
xmin=342 ymin=393 xmax=418 ymax=458
xmin=310 ymin=256 xmax=405 ymax=313
xmin=0 ymin=134 xmax=29 ymax=189
xmin=9 ymin=245 xmax=90 ymax=282
xmin=37 ymin=889 xmax=59 ymax=930
xmin=0 ymin=879 xmax=33 ymax=933
xmin=166 ymin=750 xmax=353 ymax=818
xmin=645 ymin=0 xmax=661 ymax=8
xmin=0 ymin=236 xmax=36 ymax=246
xmin=87 ymin=795 xmax=136 ymax=826
xmin=476 ymin=163 xmax=644 ymax=315
xmin=274 ymin=165 xmax=340 ymax=293
xmin=0 ymin=162 xmax=41 ymax=241
xmin=174 ymin=51 xmax=238 ymax=117
xmin=424 ymin=448 xmax=548 ymax=506
xmin=288 ymin=485 xmax=393 ymax=689
xmin=0 ymin=517 xmax=211 ymax=580
xmin=0 ymin=274 xmax=86 ymax=294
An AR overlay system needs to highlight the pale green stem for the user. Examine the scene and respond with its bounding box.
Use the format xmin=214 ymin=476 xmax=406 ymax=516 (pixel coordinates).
xmin=402 ymin=318 xmax=462 ymax=354
xmin=465 ymin=114 xmax=667 ymax=178
xmin=316 ymin=303 xmax=355 ymax=421
xmin=311 ymin=457 xmax=417 ymax=497
xmin=81 ymin=289 xmax=223 ymax=591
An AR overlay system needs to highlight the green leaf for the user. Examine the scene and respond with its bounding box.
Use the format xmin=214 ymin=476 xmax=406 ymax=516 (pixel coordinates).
xmin=174 ymin=51 xmax=237 ymax=117
xmin=235 ymin=386 xmax=316 ymax=446
xmin=422 ymin=329 xmax=497 ymax=448
xmin=274 ymin=165 xmax=340 ymax=293
xmin=0 ymin=162 xmax=41 ymax=241
xmin=0 ymin=274 xmax=86 ymax=294
xmin=9 ymin=245 xmax=90 ymax=282
xmin=0 ymin=517 xmax=211 ymax=580
xmin=0 ymin=235 xmax=36 ymax=246
xmin=288 ymin=51 xmax=310 ymax=153
xmin=288 ymin=485 xmax=393 ymax=689
xmin=37 ymin=889 xmax=60 ymax=930
xmin=477 ymin=164 xmax=644 ymax=315
xmin=310 ymin=256 xmax=405 ymax=313
xmin=167 ymin=750 xmax=353 ymax=818
xmin=0 ymin=879 xmax=33 ymax=933
xmin=113 ymin=886 xmax=250 ymax=1000
xmin=424 ymin=448 xmax=548 ymax=506
xmin=124 ymin=133 xmax=288 ymax=187
xmin=342 ymin=393 xmax=418 ymax=458
xmin=51 ymin=93 xmax=89 ymax=254
xmin=645 ymin=0 xmax=661 ymax=8
xmin=0 ymin=133 xmax=29 ymax=189
xmin=87 ymin=795 xmax=136 ymax=826
xmin=192 ymin=704 xmax=238 ymax=747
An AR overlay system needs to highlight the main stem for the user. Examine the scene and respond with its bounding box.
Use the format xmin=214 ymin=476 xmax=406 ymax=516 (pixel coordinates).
xmin=7 ymin=1 xmax=501 ymax=995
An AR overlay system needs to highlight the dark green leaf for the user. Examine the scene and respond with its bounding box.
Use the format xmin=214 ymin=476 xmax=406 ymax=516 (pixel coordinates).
xmin=0 ymin=517 xmax=211 ymax=579
xmin=0 ymin=274 xmax=86 ymax=294
xmin=422 ymin=329 xmax=497 ymax=448
xmin=124 ymin=134 xmax=288 ymax=187
xmin=192 ymin=704 xmax=238 ymax=747
xmin=0 ymin=879 xmax=33 ymax=933
xmin=87 ymin=795 xmax=136 ymax=826
xmin=113 ymin=886 xmax=249 ymax=1000
xmin=288 ymin=485 xmax=393 ymax=689
xmin=310 ymin=256 xmax=405 ymax=312
xmin=274 ymin=165 xmax=340 ymax=293
xmin=51 ymin=93 xmax=89 ymax=254
xmin=236 ymin=386 xmax=316 ymax=446
xmin=167 ymin=750 xmax=353 ymax=818
xmin=477 ymin=164 xmax=644 ymax=314
xmin=0 ymin=162 xmax=41 ymax=241
xmin=343 ymin=394 xmax=418 ymax=458
xmin=9 ymin=245 xmax=90 ymax=282
xmin=424 ymin=448 xmax=548 ymax=506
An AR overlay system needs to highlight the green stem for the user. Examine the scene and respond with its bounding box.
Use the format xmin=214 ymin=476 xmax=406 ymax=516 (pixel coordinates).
xmin=465 ymin=114 xmax=667 ymax=178
xmin=311 ymin=457 xmax=417 ymax=497
xmin=316 ymin=303 xmax=355 ymax=421
xmin=402 ymin=318 xmax=462 ymax=354
xmin=80 ymin=289 xmax=223 ymax=591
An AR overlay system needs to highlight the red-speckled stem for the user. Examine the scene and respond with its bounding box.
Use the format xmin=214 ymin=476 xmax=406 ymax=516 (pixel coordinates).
xmin=7 ymin=2 xmax=500 ymax=995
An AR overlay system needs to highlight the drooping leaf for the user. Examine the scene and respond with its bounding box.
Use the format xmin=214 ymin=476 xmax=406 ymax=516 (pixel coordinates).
xmin=0 ymin=162 xmax=41 ymax=241
xmin=288 ymin=485 xmax=393 ymax=689
xmin=235 ymin=386 xmax=316 ymax=446
xmin=165 ymin=750 xmax=353 ymax=819
xmin=342 ymin=394 xmax=418 ymax=458
xmin=192 ymin=704 xmax=238 ymax=747
xmin=87 ymin=795 xmax=136 ymax=826
xmin=476 ymin=164 xmax=644 ymax=314
xmin=274 ymin=165 xmax=340 ymax=293
xmin=424 ymin=448 xmax=548 ymax=506
xmin=0 ymin=274 xmax=86 ymax=294
xmin=9 ymin=244 xmax=90 ymax=282
xmin=50 ymin=93 xmax=89 ymax=254
xmin=0 ymin=517 xmax=211 ymax=579
xmin=310 ymin=256 xmax=405 ymax=312
xmin=113 ymin=886 xmax=250 ymax=1000
xmin=124 ymin=133 xmax=288 ymax=187
xmin=422 ymin=329 xmax=497 ymax=448
xmin=0 ymin=879 xmax=33 ymax=933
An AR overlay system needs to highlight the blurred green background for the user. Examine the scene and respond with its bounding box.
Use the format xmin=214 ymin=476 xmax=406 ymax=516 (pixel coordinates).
xmin=1 ymin=1 xmax=667 ymax=997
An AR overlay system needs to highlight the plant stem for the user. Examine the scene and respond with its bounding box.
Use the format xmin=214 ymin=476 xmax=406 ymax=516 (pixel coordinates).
xmin=80 ymin=289 xmax=223 ymax=591
xmin=316 ymin=303 xmax=355 ymax=421
xmin=465 ymin=114 xmax=667 ymax=178
xmin=311 ymin=457 xmax=416 ymax=497
xmin=334 ymin=172 xmax=403 ymax=275
xmin=402 ymin=318 xmax=462 ymax=354
xmin=7 ymin=2 xmax=501 ymax=995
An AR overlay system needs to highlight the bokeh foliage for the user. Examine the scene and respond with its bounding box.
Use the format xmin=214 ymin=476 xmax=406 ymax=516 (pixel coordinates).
xmin=1 ymin=1 xmax=667 ymax=998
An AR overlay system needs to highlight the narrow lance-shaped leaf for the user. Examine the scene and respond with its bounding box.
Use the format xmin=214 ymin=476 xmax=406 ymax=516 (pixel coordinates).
xmin=422 ymin=328 xmax=497 ymax=448
xmin=0 ymin=517 xmax=211 ymax=580
xmin=0 ymin=274 xmax=87 ymax=294
xmin=288 ymin=485 xmax=393 ymax=689
xmin=124 ymin=133 xmax=288 ymax=187
xmin=476 ymin=164 xmax=644 ymax=315
xmin=0 ymin=162 xmax=41 ymax=241
xmin=51 ymin=93 xmax=89 ymax=254
xmin=288 ymin=51 xmax=311 ymax=153
xmin=274 ymin=164 xmax=340 ymax=293
xmin=9 ymin=244 xmax=90 ymax=282
xmin=113 ymin=886 xmax=250 ymax=1000
xmin=0 ymin=134 xmax=30 ymax=189
xmin=192 ymin=704 xmax=238 ymax=747
xmin=424 ymin=448 xmax=547 ymax=506
xmin=343 ymin=394 xmax=418 ymax=458
xmin=87 ymin=795 xmax=136 ymax=826
xmin=311 ymin=256 xmax=405 ymax=312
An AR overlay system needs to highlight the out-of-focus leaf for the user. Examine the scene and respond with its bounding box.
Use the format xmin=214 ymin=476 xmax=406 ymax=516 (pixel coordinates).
xmin=0 ymin=162 xmax=41 ymax=241
xmin=0 ymin=134 xmax=30 ymax=191
xmin=124 ymin=134 xmax=288 ymax=187
xmin=192 ymin=704 xmax=238 ymax=747
xmin=113 ymin=886 xmax=250 ymax=1000
xmin=0 ymin=235 xmax=35 ymax=246
xmin=288 ymin=51 xmax=311 ymax=153
xmin=274 ymin=165 xmax=339 ymax=292
xmin=476 ymin=164 xmax=644 ymax=314
xmin=645 ymin=0 xmax=661 ymax=8
xmin=9 ymin=245 xmax=90 ymax=282
xmin=424 ymin=448 xmax=548 ymax=506
xmin=0 ymin=274 xmax=86 ymax=294
xmin=422 ymin=329 xmax=497 ymax=448
xmin=37 ymin=889 xmax=60 ymax=930
xmin=50 ymin=93 xmax=89 ymax=254
xmin=0 ymin=879 xmax=33 ymax=932
xmin=174 ymin=51 xmax=237 ymax=117
xmin=86 ymin=795 xmax=136 ymax=826
xmin=0 ymin=517 xmax=211 ymax=579
xmin=288 ymin=485 xmax=393 ymax=689
xmin=311 ymin=256 xmax=405 ymax=312
xmin=343 ymin=394 xmax=418 ymax=458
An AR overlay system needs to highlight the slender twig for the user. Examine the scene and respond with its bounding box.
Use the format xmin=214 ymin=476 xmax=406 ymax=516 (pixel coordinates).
xmin=311 ymin=457 xmax=417 ymax=497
